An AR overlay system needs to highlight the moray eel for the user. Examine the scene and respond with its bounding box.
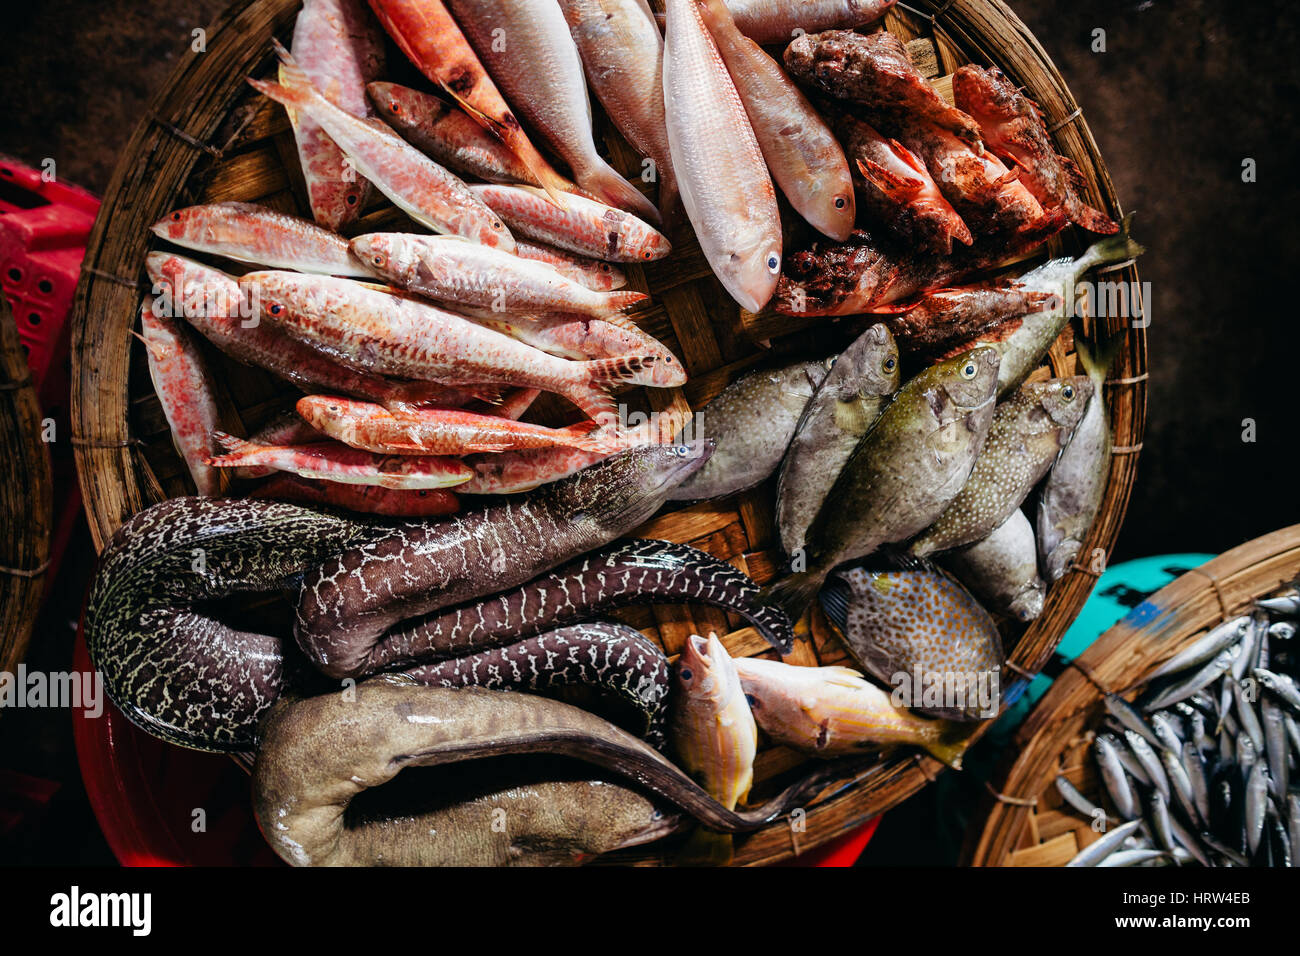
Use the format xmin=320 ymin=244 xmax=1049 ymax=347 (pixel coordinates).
xmin=84 ymin=497 xmax=375 ymax=752
xmin=253 ymin=682 xmax=852 ymax=865
xmin=331 ymin=538 xmax=794 ymax=678
xmin=404 ymin=622 xmax=672 ymax=743
xmin=86 ymin=443 xmax=712 ymax=753
xmin=294 ymin=441 xmax=712 ymax=666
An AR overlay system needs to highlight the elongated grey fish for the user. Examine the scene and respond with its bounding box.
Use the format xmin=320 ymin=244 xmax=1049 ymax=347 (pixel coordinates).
xmin=1146 ymin=616 xmax=1250 ymax=681
xmin=1065 ymin=818 xmax=1143 ymax=867
xmin=1094 ymin=734 xmax=1137 ymax=820
xmin=1144 ymin=645 xmax=1239 ymax=712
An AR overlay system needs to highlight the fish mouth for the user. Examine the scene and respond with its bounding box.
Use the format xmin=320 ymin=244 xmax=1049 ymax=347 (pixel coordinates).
xmin=657 ymin=438 xmax=714 ymax=490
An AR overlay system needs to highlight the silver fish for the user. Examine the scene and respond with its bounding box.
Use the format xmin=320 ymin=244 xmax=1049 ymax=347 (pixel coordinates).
xmin=1097 ymin=849 xmax=1169 ymax=868
xmin=1151 ymin=712 xmax=1184 ymax=754
xmin=1146 ymin=616 xmax=1251 ymax=681
xmin=1094 ymin=734 xmax=1137 ymax=820
xmin=1036 ymin=337 xmax=1118 ymax=582
xmin=1106 ymin=693 xmax=1162 ymax=750
xmin=1055 ymin=775 xmax=1109 ymax=822
xmin=1065 ymin=818 xmax=1142 ymax=867
xmin=1144 ymin=645 xmax=1239 ymax=712
xmin=1124 ymin=729 xmax=1170 ymax=801
xmin=1245 ymin=762 xmax=1269 ymax=855
xmin=1230 ymin=678 xmax=1265 ymax=753
xmin=1182 ymin=740 xmax=1211 ymax=824
xmin=1260 ymin=697 xmax=1289 ymax=800
xmin=939 ymin=509 xmax=1046 ymax=622
xmin=1255 ymin=668 xmax=1300 ymax=714
xmin=1145 ymin=788 xmax=1175 ymax=853
xmin=965 ymin=227 xmax=1144 ymax=395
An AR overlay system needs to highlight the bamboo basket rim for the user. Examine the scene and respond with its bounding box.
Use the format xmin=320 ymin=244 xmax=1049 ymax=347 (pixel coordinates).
xmin=0 ymin=289 xmax=54 ymax=678
xmin=966 ymin=524 xmax=1300 ymax=866
xmin=68 ymin=0 xmax=1147 ymax=866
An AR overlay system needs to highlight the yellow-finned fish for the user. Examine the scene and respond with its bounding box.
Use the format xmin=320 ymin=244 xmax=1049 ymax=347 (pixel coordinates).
xmin=670 ymin=633 xmax=757 ymax=864
xmin=733 ymin=657 xmax=967 ymax=767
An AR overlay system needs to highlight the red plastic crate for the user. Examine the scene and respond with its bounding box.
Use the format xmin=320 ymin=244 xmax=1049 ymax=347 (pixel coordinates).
xmin=0 ymin=156 xmax=101 ymax=592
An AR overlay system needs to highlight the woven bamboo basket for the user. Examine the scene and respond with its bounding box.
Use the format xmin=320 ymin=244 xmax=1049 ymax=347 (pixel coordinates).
xmin=966 ymin=525 xmax=1300 ymax=866
xmin=0 ymin=290 xmax=53 ymax=679
xmin=69 ymin=0 xmax=1145 ymax=865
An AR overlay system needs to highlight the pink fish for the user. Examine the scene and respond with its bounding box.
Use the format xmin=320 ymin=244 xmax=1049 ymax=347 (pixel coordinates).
xmin=349 ymin=232 xmax=648 ymax=323
xmin=145 ymin=253 xmax=484 ymax=410
xmin=206 ymin=432 xmax=473 ymax=490
xmin=514 ymin=240 xmax=626 ymax=292
xmin=469 ymin=184 xmax=671 ymax=263
xmin=138 ymin=297 xmax=223 ymax=496
xmin=249 ymin=41 xmax=515 ymax=250
xmin=285 ymin=0 xmax=386 ymax=230
xmin=242 ymin=270 xmax=663 ymax=426
xmin=150 ymin=202 xmax=370 ymax=275
xmin=249 ymin=473 xmax=461 ymax=517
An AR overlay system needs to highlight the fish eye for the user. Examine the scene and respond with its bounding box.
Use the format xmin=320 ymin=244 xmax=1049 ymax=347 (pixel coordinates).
xmin=766 ymin=252 xmax=780 ymax=273
xmin=390 ymin=102 xmax=401 ymax=113
xmin=372 ymin=255 xmax=385 ymax=266
xmin=676 ymin=445 xmax=690 ymax=456
xmin=328 ymin=404 xmax=340 ymax=412
xmin=834 ymin=196 xmax=847 ymax=209
xmin=1062 ymin=384 xmax=1075 ymax=400
xmin=269 ymin=303 xmax=283 ymax=315
xmin=170 ymin=212 xmax=181 ymax=221
xmin=642 ymin=251 xmax=652 ymax=260
xmin=961 ymin=362 xmax=977 ymax=379
xmin=680 ymin=667 xmax=693 ymax=680
xmin=493 ymin=220 xmax=504 ymax=230
xmin=825 ymin=356 xmax=837 ymax=370
xmin=883 ymin=356 xmax=897 ymax=372
xmin=600 ymin=264 xmax=611 ymax=273
xmin=664 ymin=356 xmax=673 ymax=364
xmin=346 ymin=194 xmax=357 ymax=205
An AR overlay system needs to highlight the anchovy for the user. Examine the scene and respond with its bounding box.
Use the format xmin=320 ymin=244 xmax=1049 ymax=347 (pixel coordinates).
xmin=1145 ymin=788 xmax=1175 ymax=853
xmin=1055 ymin=775 xmax=1109 ymax=822
xmin=1230 ymin=678 xmax=1265 ymax=753
xmin=1106 ymin=693 xmax=1162 ymax=749
xmin=1124 ymin=729 xmax=1170 ymax=800
xmin=1245 ymin=762 xmax=1269 ymax=855
xmin=1182 ymin=740 xmax=1211 ymax=824
xmin=1255 ymin=668 xmax=1300 ymax=714
xmin=1143 ymin=645 xmax=1239 ymax=712
xmin=1094 ymin=734 xmax=1137 ymax=819
xmin=1146 ymin=616 xmax=1250 ymax=681
xmin=1064 ymin=819 xmax=1142 ymax=867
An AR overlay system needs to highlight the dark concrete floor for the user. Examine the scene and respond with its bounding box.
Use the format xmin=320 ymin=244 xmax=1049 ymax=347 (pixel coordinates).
xmin=1 ymin=0 xmax=1298 ymax=866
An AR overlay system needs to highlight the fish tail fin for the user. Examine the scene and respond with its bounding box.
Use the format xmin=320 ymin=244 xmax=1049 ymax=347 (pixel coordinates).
xmin=562 ymin=383 xmax=621 ymax=430
xmin=1067 ymin=198 xmax=1121 ymax=235
xmin=437 ymin=80 xmax=571 ymax=210
xmin=602 ymin=291 xmax=651 ymax=315
xmin=1075 ymin=330 xmax=1125 ymax=388
xmin=1078 ymin=213 xmax=1143 ymax=272
xmin=493 ymin=387 xmax=541 ymax=421
xmin=562 ymin=420 xmax=623 ymax=454
xmin=576 ymin=158 xmax=661 ymax=224
xmin=248 ymin=39 xmax=318 ymax=111
xmin=205 ymin=431 xmax=259 ymax=466
xmin=924 ymin=722 xmax=970 ymax=770
xmin=856 ymin=157 xmax=925 ymax=201
xmin=763 ymin=568 xmax=826 ymax=622
xmin=675 ymin=826 xmax=734 ymax=867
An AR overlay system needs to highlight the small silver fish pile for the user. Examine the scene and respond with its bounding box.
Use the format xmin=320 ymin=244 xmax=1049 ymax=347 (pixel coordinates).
xmin=1059 ymin=589 xmax=1300 ymax=867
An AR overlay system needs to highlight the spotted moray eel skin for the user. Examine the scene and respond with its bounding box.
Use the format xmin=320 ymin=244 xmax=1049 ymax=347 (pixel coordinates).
xmin=294 ymin=442 xmax=711 ymax=671
xmin=85 ymin=444 xmax=710 ymax=752
xmin=84 ymin=497 xmax=375 ymax=752
xmin=351 ymin=539 xmax=794 ymax=678
xmin=404 ymin=622 xmax=671 ymax=743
